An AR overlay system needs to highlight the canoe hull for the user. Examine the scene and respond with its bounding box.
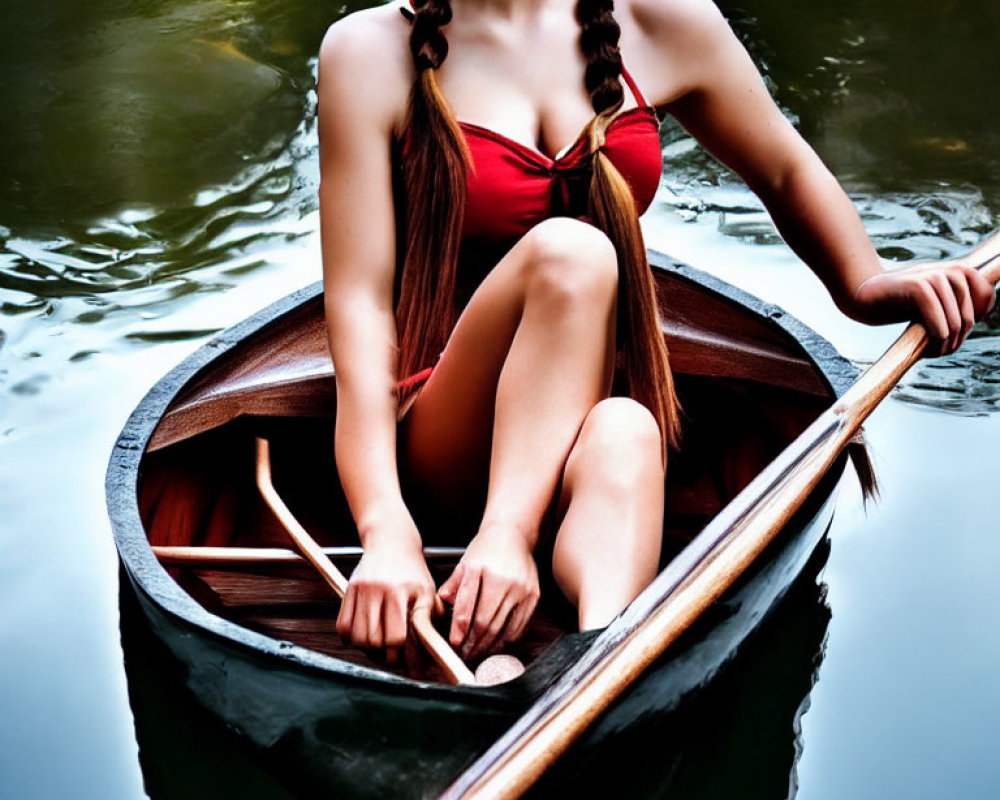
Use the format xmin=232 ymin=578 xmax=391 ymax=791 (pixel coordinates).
xmin=123 ymin=462 xmax=840 ymax=799
xmin=109 ymin=251 xmax=857 ymax=797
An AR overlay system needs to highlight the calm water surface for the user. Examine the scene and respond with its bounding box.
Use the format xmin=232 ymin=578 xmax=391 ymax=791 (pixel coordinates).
xmin=1 ymin=1 xmax=998 ymax=798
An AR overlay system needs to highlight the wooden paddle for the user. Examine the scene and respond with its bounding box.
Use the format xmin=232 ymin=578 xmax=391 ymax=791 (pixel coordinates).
xmin=440 ymin=235 xmax=1000 ymax=799
xmin=152 ymin=544 xmax=465 ymax=566
xmin=254 ymin=437 xmax=476 ymax=686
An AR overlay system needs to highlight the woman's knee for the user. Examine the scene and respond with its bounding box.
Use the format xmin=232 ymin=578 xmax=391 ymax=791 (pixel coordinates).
xmin=568 ymin=398 xmax=664 ymax=483
xmin=519 ymin=218 xmax=618 ymax=308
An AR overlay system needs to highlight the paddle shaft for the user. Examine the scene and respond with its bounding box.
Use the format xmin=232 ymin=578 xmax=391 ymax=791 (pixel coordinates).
xmin=152 ymin=544 xmax=465 ymax=565
xmin=254 ymin=438 xmax=476 ymax=686
xmin=441 ymin=237 xmax=1000 ymax=799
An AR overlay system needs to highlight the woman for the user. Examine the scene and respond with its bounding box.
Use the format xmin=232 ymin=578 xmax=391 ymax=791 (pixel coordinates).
xmin=317 ymin=0 xmax=994 ymax=665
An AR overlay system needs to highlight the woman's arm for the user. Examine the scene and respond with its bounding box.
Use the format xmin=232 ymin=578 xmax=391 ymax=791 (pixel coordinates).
xmin=317 ymin=13 xmax=438 ymax=654
xmin=627 ymin=0 xmax=994 ymax=354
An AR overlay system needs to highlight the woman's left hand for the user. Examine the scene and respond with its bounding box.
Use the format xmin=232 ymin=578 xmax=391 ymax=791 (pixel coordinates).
xmin=850 ymin=260 xmax=996 ymax=356
xmin=437 ymin=526 xmax=540 ymax=661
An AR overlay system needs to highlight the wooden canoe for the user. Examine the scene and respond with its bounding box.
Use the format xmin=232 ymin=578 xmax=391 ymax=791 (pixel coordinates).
xmin=106 ymin=250 xmax=859 ymax=798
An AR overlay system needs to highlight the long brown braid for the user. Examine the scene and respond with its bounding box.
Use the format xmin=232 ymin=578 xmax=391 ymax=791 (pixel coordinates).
xmin=576 ymin=0 xmax=682 ymax=454
xmin=396 ymin=0 xmax=471 ymax=387
xmin=398 ymin=0 xmax=681 ymax=456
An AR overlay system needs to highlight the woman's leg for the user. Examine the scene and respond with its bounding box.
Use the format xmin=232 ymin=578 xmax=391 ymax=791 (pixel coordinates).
xmin=551 ymin=398 xmax=666 ymax=631
xmin=400 ymin=217 xmax=618 ymax=532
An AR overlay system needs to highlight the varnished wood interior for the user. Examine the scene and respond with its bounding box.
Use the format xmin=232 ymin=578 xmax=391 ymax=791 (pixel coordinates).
xmin=138 ymin=372 xmax=828 ymax=682
xmin=146 ymin=270 xmax=828 ymax=452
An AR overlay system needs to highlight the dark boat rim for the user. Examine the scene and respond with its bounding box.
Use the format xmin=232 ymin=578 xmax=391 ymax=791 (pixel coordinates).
xmin=104 ymin=250 xmax=857 ymax=700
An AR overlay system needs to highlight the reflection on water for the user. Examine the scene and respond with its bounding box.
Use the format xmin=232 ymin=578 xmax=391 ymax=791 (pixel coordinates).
xmin=719 ymin=1 xmax=1000 ymax=201
xmin=0 ymin=0 xmax=326 ymax=232
xmin=894 ymin=336 xmax=1000 ymax=415
xmin=1 ymin=0 xmax=999 ymax=798
xmin=0 ymin=0 xmax=337 ymax=403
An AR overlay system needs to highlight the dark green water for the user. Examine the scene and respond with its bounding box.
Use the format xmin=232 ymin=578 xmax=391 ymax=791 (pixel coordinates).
xmin=1 ymin=1 xmax=998 ymax=798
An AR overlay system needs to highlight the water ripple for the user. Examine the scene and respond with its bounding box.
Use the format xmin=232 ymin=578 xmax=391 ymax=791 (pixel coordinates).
xmin=0 ymin=0 xmax=329 ymax=404
xmin=657 ymin=118 xmax=1000 ymax=416
xmin=894 ymin=324 xmax=1000 ymax=415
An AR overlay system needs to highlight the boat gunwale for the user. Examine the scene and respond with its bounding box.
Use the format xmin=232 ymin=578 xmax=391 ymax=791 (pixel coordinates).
xmin=105 ymin=250 xmax=857 ymax=700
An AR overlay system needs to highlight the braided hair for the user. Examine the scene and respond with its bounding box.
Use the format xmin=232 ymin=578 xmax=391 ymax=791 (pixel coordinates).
xmin=395 ymin=0 xmax=471 ymax=387
xmin=397 ymin=0 xmax=681 ymax=455
xmin=576 ymin=0 xmax=681 ymax=453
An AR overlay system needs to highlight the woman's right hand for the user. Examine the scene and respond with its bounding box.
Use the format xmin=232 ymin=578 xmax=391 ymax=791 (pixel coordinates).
xmin=437 ymin=526 xmax=540 ymax=660
xmin=335 ymin=512 xmax=441 ymax=658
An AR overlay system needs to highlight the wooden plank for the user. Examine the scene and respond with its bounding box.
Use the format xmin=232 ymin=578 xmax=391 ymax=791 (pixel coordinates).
xmin=153 ymin=544 xmax=465 ymax=566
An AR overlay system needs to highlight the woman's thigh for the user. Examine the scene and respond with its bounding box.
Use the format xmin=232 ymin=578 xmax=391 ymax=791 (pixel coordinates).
xmin=398 ymin=242 xmax=526 ymax=523
xmin=397 ymin=217 xmax=616 ymax=526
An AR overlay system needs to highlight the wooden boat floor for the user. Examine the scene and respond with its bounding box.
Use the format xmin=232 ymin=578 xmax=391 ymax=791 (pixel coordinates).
xmin=166 ymin=560 xmax=573 ymax=682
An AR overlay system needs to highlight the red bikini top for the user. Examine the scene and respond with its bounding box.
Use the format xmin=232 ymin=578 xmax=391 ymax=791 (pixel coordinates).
xmin=460 ymin=69 xmax=661 ymax=246
xmin=398 ymin=5 xmax=662 ymax=266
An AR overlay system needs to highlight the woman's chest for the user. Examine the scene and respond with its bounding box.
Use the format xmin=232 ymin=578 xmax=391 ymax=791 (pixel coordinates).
xmin=460 ymin=106 xmax=663 ymax=245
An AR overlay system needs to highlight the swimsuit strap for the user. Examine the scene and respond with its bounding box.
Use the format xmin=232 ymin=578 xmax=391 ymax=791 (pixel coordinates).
xmin=620 ymin=64 xmax=650 ymax=108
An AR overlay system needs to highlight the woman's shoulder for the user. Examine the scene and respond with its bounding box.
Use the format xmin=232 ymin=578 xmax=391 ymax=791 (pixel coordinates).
xmin=621 ymin=0 xmax=729 ymax=42
xmin=318 ymin=4 xmax=414 ymax=130
xmin=617 ymin=0 xmax=748 ymax=105
xmin=320 ymin=3 xmax=411 ymax=70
